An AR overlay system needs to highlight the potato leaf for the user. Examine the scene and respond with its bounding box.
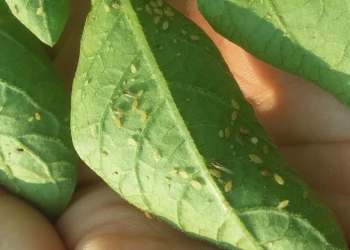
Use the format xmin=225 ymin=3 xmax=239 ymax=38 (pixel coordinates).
xmin=71 ymin=0 xmax=347 ymax=249
xmin=0 ymin=1 xmax=77 ymax=219
xmin=197 ymin=0 xmax=350 ymax=109
xmin=4 ymin=0 xmax=70 ymax=46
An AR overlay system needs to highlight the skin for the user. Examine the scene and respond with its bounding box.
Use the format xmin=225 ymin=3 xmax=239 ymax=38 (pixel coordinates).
xmin=1 ymin=0 xmax=349 ymax=249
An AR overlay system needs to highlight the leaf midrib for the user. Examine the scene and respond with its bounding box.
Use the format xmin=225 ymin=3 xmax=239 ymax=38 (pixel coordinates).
xmin=119 ymin=1 xmax=263 ymax=248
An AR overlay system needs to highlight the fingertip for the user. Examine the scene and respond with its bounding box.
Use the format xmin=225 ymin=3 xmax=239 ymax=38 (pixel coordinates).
xmin=0 ymin=187 xmax=65 ymax=250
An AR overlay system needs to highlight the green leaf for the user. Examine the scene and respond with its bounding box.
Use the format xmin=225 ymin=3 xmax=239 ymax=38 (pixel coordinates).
xmin=0 ymin=1 xmax=77 ymax=219
xmin=197 ymin=0 xmax=350 ymax=109
xmin=4 ymin=0 xmax=70 ymax=46
xmin=71 ymin=0 xmax=347 ymax=249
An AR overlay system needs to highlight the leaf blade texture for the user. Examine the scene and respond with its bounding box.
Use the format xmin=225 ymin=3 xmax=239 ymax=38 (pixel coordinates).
xmin=197 ymin=0 xmax=350 ymax=109
xmin=4 ymin=0 xmax=70 ymax=46
xmin=0 ymin=1 xmax=77 ymax=219
xmin=71 ymin=0 xmax=347 ymax=249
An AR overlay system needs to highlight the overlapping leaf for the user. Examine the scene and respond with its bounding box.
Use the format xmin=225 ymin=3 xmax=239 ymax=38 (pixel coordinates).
xmin=0 ymin=1 xmax=77 ymax=219
xmin=4 ymin=0 xmax=70 ymax=46
xmin=197 ymin=0 xmax=350 ymax=109
xmin=71 ymin=0 xmax=347 ymax=248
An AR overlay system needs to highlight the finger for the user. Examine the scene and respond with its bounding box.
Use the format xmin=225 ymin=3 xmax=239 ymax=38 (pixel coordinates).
xmin=0 ymin=187 xmax=65 ymax=250
xmin=56 ymin=182 xmax=219 ymax=250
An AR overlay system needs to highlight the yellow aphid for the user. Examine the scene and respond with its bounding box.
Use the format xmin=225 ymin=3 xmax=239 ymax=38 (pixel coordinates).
xmin=277 ymin=200 xmax=289 ymax=210
xmin=0 ymin=106 xmax=3 ymax=112
xmin=170 ymin=169 xmax=178 ymax=176
xmin=131 ymin=64 xmax=137 ymax=73
xmin=181 ymin=29 xmax=188 ymax=35
xmin=154 ymin=8 xmax=163 ymax=15
xmin=141 ymin=111 xmax=147 ymax=123
xmin=132 ymin=100 xmax=138 ymax=111
xmin=303 ymin=191 xmax=309 ymax=199
xmin=209 ymin=169 xmax=221 ymax=178
xmin=162 ymin=21 xmax=169 ymax=30
xmin=179 ymin=171 xmax=188 ymax=179
xmin=127 ymin=138 xmax=137 ymax=146
xmin=249 ymin=154 xmax=262 ymax=164
xmin=190 ymin=35 xmax=199 ymax=41
xmin=144 ymin=211 xmax=154 ymax=219
xmin=137 ymin=89 xmax=144 ymax=97
xmin=231 ymin=111 xmax=237 ymax=121
xmin=224 ymin=180 xmax=233 ymax=193
xmin=36 ymin=7 xmax=43 ymax=15
xmin=157 ymin=0 xmax=163 ymax=6
xmin=28 ymin=116 xmax=34 ymax=122
xmin=274 ymin=174 xmax=284 ymax=185
xmin=115 ymin=117 xmax=122 ymax=128
xmin=231 ymin=99 xmax=240 ymax=109
xmin=104 ymin=4 xmax=110 ymax=12
xmin=164 ymin=9 xmax=174 ymax=17
xmin=219 ymin=130 xmax=224 ymax=138
xmin=260 ymin=170 xmax=270 ymax=176
xmin=224 ymin=127 xmax=231 ymax=138
xmin=145 ymin=4 xmax=152 ymax=14
xmin=263 ymin=145 xmax=269 ymax=154
xmin=190 ymin=180 xmax=202 ymax=190
xmin=35 ymin=112 xmax=41 ymax=120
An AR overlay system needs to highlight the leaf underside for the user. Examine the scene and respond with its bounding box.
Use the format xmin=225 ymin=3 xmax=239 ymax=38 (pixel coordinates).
xmin=0 ymin=1 xmax=77 ymax=219
xmin=71 ymin=0 xmax=347 ymax=249
xmin=4 ymin=0 xmax=70 ymax=46
xmin=197 ymin=0 xmax=350 ymax=109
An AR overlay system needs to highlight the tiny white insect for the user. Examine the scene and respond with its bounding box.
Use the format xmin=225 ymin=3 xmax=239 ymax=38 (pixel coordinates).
xmin=274 ymin=174 xmax=284 ymax=185
xmin=231 ymin=111 xmax=237 ymax=121
xmin=154 ymin=8 xmax=163 ymax=15
xmin=210 ymin=161 xmax=234 ymax=175
xmin=36 ymin=7 xmax=44 ymax=15
xmin=131 ymin=64 xmax=137 ymax=73
xmin=179 ymin=171 xmax=189 ymax=179
xmin=209 ymin=169 xmax=221 ymax=178
xmin=123 ymin=91 xmax=138 ymax=99
xmin=224 ymin=180 xmax=233 ymax=193
xmin=154 ymin=16 xmax=160 ymax=24
xmin=251 ymin=137 xmax=258 ymax=144
xmin=162 ymin=21 xmax=169 ymax=30
xmin=153 ymin=150 xmax=160 ymax=162
xmin=145 ymin=4 xmax=152 ymax=14
xmin=150 ymin=1 xmax=158 ymax=8
xmin=277 ymin=200 xmax=289 ymax=210
xmin=249 ymin=154 xmax=262 ymax=164
xmin=218 ymin=130 xmax=224 ymax=138
xmin=231 ymin=99 xmax=240 ymax=109
xmin=35 ymin=112 xmax=41 ymax=120
xmin=170 ymin=169 xmax=178 ymax=176
xmin=181 ymin=29 xmax=187 ymax=35
xmin=190 ymin=35 xmax=199 ymax=41
xmin=0 ymin=106 xmax=3 ymax=112
xmin=127 ymin=138 xmax=137 ymax=146
xmin=104 ymin=4 xmax=110 ymax=13
xmin=190 ymin=180 xmax=202 ymax=190
xmin=137 ymin=90 xmax=144 ymax=97
xmin=164 ymin=9 xmax=175 ymax=17
xmin=28 ymin=117 xmax=34 ymax=122
xmin=263 ymin=145 xmax=269 ymax=154
xmin=157 ymin=0 xmax=164 ymax=7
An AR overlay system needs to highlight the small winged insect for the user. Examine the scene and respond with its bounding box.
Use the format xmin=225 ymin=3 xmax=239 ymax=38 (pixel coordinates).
xmin=112 ymin=108 xmax=124 ymax=117
xmin=123 ymin=91 xmax=139 ymax=99
xmin=210 ymin=161 xmax=234 ymax=175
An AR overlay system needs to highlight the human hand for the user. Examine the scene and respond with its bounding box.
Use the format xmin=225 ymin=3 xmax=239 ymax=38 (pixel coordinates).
xmin=1 ymin=0 xmax=349 ymax=249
